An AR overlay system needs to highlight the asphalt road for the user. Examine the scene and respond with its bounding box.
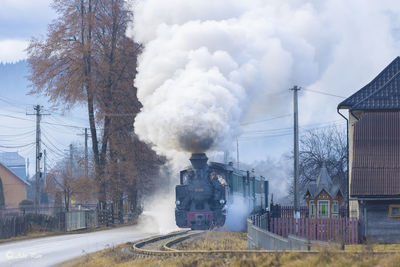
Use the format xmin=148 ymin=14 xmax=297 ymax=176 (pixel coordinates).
xmin=0 ymin=224 xmax=155 ymax=267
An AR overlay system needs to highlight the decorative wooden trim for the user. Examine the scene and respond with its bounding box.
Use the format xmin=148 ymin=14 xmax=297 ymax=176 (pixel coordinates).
xmin=389 ymin=205 xmax=400 ymax=218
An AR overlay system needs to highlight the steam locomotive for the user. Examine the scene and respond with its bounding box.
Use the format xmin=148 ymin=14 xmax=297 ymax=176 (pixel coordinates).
xmin=175 ymin=153 xmax=268 ymax=230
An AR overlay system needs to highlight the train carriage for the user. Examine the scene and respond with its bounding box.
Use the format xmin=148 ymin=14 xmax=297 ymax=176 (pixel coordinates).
xmin=175 ymin=153 xmax=268 ymax=230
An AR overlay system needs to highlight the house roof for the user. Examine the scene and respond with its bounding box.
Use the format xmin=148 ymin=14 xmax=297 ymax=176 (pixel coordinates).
xmin=0 ymin=152 xmax=28 ymax=185
xmin=351 ymin=111 xmax=400 ymax=197
xmin=338 ymin=57 xmax=400 ymax=110
xmin=0 ymin=161 xmax=29 ymax=185
xmin=305 ymin=164 xmax=343 ymax=199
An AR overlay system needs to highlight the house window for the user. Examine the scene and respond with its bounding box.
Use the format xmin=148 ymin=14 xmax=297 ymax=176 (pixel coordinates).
xmin=332 ymin=200 xmax=338 ymax=214
xmin=318 ymin=200 xmax=330 ymax=218
xmin=389 ymin=205 xmax=400 ymax=218
xmin=309 ymin=200 xmax=315 ymax=218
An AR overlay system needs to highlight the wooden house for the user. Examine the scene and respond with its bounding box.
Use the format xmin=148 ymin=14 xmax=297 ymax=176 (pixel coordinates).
xmin=304 ymin=164 xmax=344 ymax=219
xmin=338 ymin=56 xmax=400 ymax=242
xmin=0 ymin=162 xmax=28 ymax=208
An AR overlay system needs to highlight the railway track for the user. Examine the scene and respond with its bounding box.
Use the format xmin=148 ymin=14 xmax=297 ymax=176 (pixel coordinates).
xmin=130 ymin=230 xmax=315 ymax=258
xmin=128 ymin=231 xmax=400 ymax=259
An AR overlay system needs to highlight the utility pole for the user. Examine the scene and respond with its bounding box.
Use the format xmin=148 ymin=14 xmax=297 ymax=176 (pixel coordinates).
xmin=69 ymin=144 xmax=73 ymax=177
xmin=27 ymin=105 xmax=49 ymax=213
xmin=43 ymin=149 xmax=47 ymax=187
xmin=223 ymin=151 xmax=229 ymax=164
xmin=78 ymin=128 xmax=90 ymax=178
xmin=35 ymin=105 xmax=41 ymax=213
xmin=291 ymin=86 xmax=301 ymax=219
xmin=26 ymin=158 xmax=29 ymax=181
xmin=84 ymin=128 xmax=88 ymax=178
xmin=236 ymin=138 xmax=240 ymax=169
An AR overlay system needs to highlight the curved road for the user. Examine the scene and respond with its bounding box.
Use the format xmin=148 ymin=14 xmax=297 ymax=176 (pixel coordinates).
xmin=0 ymin=225 xmax=154 ymax=267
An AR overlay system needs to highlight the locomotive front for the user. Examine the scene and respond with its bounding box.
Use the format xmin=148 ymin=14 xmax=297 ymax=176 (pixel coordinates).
xmin=175 ymin=153 xmax=227 ymax=230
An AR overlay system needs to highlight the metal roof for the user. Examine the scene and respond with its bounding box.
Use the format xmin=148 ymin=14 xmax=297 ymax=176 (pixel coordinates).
xmin=338 ymin=56 xmax=400 ymax=110
xmin=351 ymin=111 xmax=400 ymax=197
xmin=305 ymin=164 xmax=343 ymax=199
xmin=0 ymin=152 xmax=28 ymax=184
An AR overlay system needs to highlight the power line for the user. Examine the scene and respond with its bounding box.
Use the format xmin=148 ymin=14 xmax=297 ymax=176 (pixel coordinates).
xmin=240 ymin=114 xmax=291 ymax=126
xmin=239 ymin=121 xmax=346 ymax=140
xmin=0 ymin=142 xmax=36 ymax=149
xmin=303 ymin=88 xmax=346 ymax=99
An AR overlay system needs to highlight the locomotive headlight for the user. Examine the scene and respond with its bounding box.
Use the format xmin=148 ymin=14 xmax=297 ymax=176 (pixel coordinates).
xmin=175 ymin=200 xmax=180 ymax=205
xmin=219 ymin=199 xmax=225 ymax=204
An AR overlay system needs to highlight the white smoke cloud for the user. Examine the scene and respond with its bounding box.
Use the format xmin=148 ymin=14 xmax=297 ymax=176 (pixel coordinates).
xmin=129 ymin=0 xmax=328 ymax=159
xmin=225 ymin=195 xmax=251 ymax=231
xmin=128 ymin=0 xmax=400 ymax=164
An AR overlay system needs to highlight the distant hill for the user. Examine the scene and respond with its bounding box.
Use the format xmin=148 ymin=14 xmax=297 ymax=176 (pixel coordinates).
xmin=0 ymin=60 xmax=48 ymax=106
xmin=0 ymin=60 xmax=30 ymax=97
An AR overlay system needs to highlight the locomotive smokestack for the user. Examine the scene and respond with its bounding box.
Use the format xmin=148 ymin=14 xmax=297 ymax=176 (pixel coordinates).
xmin=190 ymin=153 xmax=208 ymax=170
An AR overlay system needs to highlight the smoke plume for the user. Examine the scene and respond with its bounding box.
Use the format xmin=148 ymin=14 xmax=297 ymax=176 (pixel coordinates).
xmin=128 ymin=0 xmax=332 ymax=157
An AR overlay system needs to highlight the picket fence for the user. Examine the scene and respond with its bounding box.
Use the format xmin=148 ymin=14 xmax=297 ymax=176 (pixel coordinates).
xmin=270 ymin=217 xmax=358 ymax=244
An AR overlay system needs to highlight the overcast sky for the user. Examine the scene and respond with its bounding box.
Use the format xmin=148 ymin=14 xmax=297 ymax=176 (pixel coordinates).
xmin=0 ymin=0 xmax=55 ymax=63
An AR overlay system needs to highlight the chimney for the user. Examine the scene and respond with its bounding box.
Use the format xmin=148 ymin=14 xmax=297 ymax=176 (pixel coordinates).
xmin=189 ymin=153 xmax=208 ymax=170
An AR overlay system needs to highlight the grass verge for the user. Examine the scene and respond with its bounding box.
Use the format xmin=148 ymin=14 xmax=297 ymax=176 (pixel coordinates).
xmin=62 ymin=230 xmax=400 ymax=267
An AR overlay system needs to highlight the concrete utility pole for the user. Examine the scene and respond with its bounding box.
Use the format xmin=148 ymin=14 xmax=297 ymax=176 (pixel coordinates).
xmin=236 ymin=138 xmax=240 ymax=169
xmin=27 ymin=105 xmax=49 ymax=212
xmin=26 ymin=158 xmax=29 ymax=181
xmin=223 ymin=151 xmax=229 ymax=164
xmin=43 ymin=149 xmax=47 ymax=187
xmin=69 ymin=144 xmax=73 ymax=177
xmin=78 ymin=128 xmax=90 ymax=178
xmin=84 ymin=128 xmax=88 ymax=178
xmin=291 ymin=86 xmax=301 ymax=219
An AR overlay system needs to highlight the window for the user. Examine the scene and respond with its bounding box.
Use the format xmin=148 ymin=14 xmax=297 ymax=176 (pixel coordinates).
xmin=332 ymin=200 xmax=338 ymax=214
xmin=389 ymin=205 xmax=400 ymax=218
xmin=318 ymin=200 xmax=330 ymax=218
xmin=309 ymin=200 xmax=315 ymax=218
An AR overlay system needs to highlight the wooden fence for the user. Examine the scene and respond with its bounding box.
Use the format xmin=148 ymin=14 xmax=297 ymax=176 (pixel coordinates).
xmin=270 ymin=205 xmax=309 ymax=218
xmin=270 ymin=217 xmax=358 ymax=244
xmin=0 ymin=213 xmax=62 ymax=239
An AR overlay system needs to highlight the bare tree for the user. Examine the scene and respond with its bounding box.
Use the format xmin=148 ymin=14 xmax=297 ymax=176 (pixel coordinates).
xmin=298 ymin=125 xmax=347 ymax=196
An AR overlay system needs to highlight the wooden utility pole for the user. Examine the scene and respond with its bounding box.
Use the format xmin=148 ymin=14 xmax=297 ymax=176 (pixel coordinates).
xmin=291 ymin=86 xmax=301 ymax=218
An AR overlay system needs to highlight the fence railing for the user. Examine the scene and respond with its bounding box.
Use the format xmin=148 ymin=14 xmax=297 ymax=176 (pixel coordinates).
xmin=249 ymin=213 xmax=269 ymax=230
xmin=270 ymin=217 xmax=358 ymax=244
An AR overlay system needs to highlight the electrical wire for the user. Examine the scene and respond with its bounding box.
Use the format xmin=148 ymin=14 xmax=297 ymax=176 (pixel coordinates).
xmin=240 ymin=114 xmax=291 ymax=126
xmin=302 ymin=88 xmax=346 ymax=99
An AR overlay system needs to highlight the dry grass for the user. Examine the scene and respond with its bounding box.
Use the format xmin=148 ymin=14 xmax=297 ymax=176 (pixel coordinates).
xmin=176 ymin=231 xmax=248 ymax=251
xmin=346 ymin=243 xmax=400 ymax=252
xmin=66 ymin=247 xmax=400 ymax=267
xmin=63 ymin=230 xmax=400 ymax=267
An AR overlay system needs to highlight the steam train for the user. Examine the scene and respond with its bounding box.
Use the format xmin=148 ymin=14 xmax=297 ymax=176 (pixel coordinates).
xmin=175 ymin=153 xmax=268 ymax=230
